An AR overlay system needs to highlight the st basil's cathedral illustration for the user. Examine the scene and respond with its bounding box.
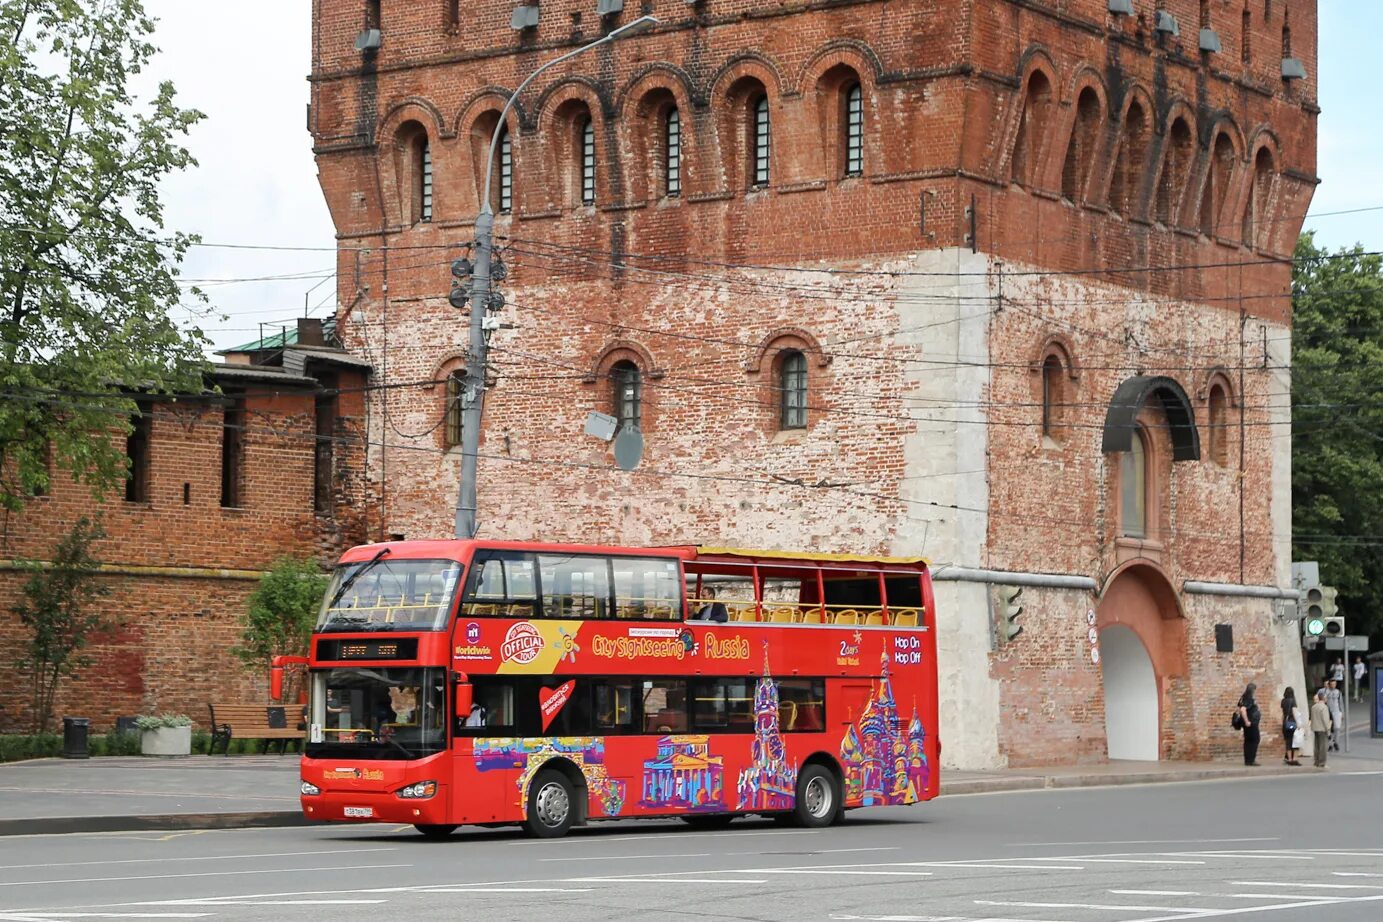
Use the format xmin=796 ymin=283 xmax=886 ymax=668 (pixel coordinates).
xmin=840 ymin=653 xmax=929 ymax=806
xmin=736 ymin=646 xmax=798 ymax=810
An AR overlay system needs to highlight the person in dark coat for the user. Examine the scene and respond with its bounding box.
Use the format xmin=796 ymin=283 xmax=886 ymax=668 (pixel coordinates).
xmin=1237 ymin=683 xmax=1262 ymax=766
xmin=1280 ymin=686 xmax=1302 ymax=766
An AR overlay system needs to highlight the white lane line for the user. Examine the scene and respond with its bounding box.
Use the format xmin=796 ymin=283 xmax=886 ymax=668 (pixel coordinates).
xmin=1233 ymin=881 xmax=1383 ymax=890
xmin=977 ymin=900 xmax=1214 ymax=913
xmin=1178 ymin=852 xmax=1301 ymax=860
xmin=935 ymin=863 xmax=1086 ymax=870
xmin=753 ymin=869 xmax=934 ymax=877
xmin=1031 ymin=857 xmax=1205 ymax=866
xmin=0 ymin=864 xmax=411 ymax=888
xmin=213 ymin=901 xmax=388 ymax=905
xmin=540 ymin=852 xmax=712 ymax=862
xmin=1005 ymin=837 xmax=1278 ymax=847
xmin=1340 ymin=771 xmax=1383 ymax=776
xmin=1111 ymin=891 xmax=1202 ymax=897
xmin=1124 ymin=894 xmax=1383 ymax=922
xmin=0 ymin=847 xmax=398 ymax=871
xmin=567 ymin=877 xmax=765 ymax=884
xmin=516 ymin=829 xmax=819 ymax=844
xmin=1335 ymin=872 xmax=1383 ymax=878
xmin=1223 ymin=894 xmax=1350 ymax=901
xmin=0 ymin=916 xmax=213 ymax=920
xmin=424 ymin=888 xmax=595 ymax=893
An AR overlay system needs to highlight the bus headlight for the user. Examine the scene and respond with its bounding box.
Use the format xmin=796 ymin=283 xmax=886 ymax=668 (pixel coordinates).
xmin=395 ymin=781 xmax=437 ymax=799
xmin=301 ymin=780 xmax=321 ymax=796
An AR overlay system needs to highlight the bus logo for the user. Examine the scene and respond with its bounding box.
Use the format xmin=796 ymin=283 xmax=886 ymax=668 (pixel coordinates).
xmin=501 ymin=622 xmax=545 ymax=664
xmin=465 ymin=622 xmax=481 ymax=644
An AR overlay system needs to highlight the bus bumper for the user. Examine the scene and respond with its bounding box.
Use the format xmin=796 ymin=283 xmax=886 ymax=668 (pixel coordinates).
xmin=302 ymin=789 xmax=449 ymax=825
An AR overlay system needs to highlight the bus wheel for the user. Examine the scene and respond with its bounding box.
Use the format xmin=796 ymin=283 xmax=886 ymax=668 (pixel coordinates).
xmin=414 ymin=824 xmax=458 ymax=838
xmin=680 ymin=813 xmax=734 ymax=830
xmin=524 ymin=770 xmax=576 ymax=838
xmin=791 ymin=765 xmax=840 ymax=828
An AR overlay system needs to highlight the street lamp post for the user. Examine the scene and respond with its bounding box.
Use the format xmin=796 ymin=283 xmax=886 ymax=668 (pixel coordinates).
xmin=454 ymin=15 xmax=659 ymax=540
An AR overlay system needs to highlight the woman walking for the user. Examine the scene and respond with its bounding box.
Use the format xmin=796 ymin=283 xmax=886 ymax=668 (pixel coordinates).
xmin=1280 ymin=686 xmax=1303 ymax=766
xmin=1237 ymin=683 xmax=1262 ymax=766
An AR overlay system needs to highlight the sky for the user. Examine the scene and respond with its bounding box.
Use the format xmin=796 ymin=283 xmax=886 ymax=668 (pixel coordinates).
xmin=141 ymin=1 xmax=1378 ymax=354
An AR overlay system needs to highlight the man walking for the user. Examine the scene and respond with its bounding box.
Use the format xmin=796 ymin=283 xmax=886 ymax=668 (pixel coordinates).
xmin=1325 ymin=679 xmax=1344 ymax=751
xmin=1311 ymin=691 xmax=1331 ymax=768
xmin=1354 ymin=656 xmax=1367 ymax=704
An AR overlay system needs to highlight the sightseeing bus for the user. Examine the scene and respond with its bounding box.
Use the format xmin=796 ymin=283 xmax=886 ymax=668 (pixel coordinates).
xmin=283 ymin=540 xmax=939 ymax=838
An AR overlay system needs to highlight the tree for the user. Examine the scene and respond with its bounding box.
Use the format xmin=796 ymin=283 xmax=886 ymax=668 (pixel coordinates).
xmin=0 ymin=0 xmax=208 ymax=508
xmin=1292 ymin=232 xmax=1383 ymax=641
xmin=234 ymin=557 xmax=328 ymax=701
xmin=11 ymin=517 xmax=111 ymax=732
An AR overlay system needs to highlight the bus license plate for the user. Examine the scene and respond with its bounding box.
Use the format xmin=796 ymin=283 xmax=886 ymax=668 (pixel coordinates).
xmin=344 ymin=806 xmax=373 ymax=818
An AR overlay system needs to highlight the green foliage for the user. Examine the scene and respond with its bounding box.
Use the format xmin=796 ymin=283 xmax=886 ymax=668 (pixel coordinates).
xmin=1292 ymin=233 xmax=1383 ymax=641
xmin=133 ymin=713 xmax=191 ymax=730
xmin=234 ymin=557 xmax=328 ymax=697
xmin=11 ymin=517 xmax=112 ymax=732
xmin=0 ymin=733 xmax=61 ymax=762
xmin=0 ymin=0 xmax=209 ymax=509
xmin=90 ymin=728 xmax=141 ymax=757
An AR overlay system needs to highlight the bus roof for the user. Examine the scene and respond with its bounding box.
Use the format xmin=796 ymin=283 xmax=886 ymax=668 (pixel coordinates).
xmin=335 ymin=540 xmax=927 ymax=570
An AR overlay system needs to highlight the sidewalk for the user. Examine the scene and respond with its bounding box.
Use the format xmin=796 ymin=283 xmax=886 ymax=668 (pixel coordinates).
xmin=1 ymin=740 xmax=1378 ymax=836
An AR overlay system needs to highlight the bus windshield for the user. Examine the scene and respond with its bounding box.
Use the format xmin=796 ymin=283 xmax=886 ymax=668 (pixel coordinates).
xmin=305 ymin=667 xmax=447 ymax=760
xmin=316 ymin=558 xmax=462 ymax=632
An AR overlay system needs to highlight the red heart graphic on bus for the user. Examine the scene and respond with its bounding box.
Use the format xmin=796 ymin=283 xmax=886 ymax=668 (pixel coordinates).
xmin=539 ymin=680 xmax=576 ymax=732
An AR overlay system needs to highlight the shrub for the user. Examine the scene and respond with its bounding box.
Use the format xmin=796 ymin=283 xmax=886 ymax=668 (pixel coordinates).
xmin=133 ymin=713 xmax=192 ymax=731
xmin=0 ymin=733 xmax=62 ymax=762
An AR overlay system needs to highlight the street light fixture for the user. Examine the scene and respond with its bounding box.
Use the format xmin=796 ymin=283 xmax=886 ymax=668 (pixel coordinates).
xmin=454 ymin=14 xmax=660 ymax=539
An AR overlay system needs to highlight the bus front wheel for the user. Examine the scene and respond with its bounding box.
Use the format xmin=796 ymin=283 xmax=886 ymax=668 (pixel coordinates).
xmin=524 ymin=770 xmax=576 ymax=838
xmin=414 ymin=823 xmax=458 ymax=838
xmin=791 ymin=765 xmax=840 ymax=828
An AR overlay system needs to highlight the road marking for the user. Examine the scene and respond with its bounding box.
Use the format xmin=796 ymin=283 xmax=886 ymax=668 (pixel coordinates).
xmin=1124 ymin=894 xmax=1383 ymax=922
xmin=540 ymin=852 xmax=712 ymax=862
xmin=567 ymin=876 xmax=765 ymax=884
xmin=0 ymin=864 xmax=410 ymax=888
xmin=0 ymin=916 xmax=213 ymax=920
xmin=934 ymin=863 xmax=1086 ymax=870
xmin=0 ymin=847 xmax=398 ymax=871
xmin=1031 ymin=857 xmax=1206 ymax=865
xmin=754 ymin=869 xmax=935 ymax=877
xmin=1178 ymin=852 xmax=1301 ymax=860
xmin=1233 ymin=881 xmax=1383 ymax=890
xmin=1335 ymin=872 xmax=1383 ymax=878
xmin=516 ymin=828 xmax=819 ymax=844
xmin=425 ymin=888 xmax=595 ymax=893
xmin=212 ymin=901 xmax=388 ymax=905
xmin=1340 ymin=771 xmax=1383 ymax=776
xmin=1005 ymin=837 xmax=1277 ymax=847
xmin=976 ymin=900 xmax=1214 ymax=912
xmin=1110 ymin=891 xmax=1202 ymax=897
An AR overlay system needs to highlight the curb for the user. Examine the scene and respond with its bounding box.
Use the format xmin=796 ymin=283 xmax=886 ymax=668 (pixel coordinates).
xmin=942 ymin=763 xmax=1321 ymax=796
xmin=0 ymin=810 xmax=317 ymax=837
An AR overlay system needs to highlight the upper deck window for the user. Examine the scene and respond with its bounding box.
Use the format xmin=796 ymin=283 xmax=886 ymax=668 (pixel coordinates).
xmin=316 ymin=558 xmax=462 ymax=632
xmin=461 ymin=550 xmax=682 ymax=621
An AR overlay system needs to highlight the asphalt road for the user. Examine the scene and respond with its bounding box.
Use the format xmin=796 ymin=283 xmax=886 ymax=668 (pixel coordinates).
xmin=1 ymin=768 xmax=1381 ymax=922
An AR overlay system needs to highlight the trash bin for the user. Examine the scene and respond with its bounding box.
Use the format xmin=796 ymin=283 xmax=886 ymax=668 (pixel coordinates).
xmin=61 ymin=716 xmax=90 ymax=759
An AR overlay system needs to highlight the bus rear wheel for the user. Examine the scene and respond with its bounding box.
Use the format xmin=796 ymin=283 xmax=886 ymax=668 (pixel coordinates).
xmin=414 ymin=823 xmax=458 ymax=838
xmin=524 ymin=770 xmax=576 ymax=838
xmin=791 ymin=764 xmax=840 ymax=828
xmin=680 ymin=813 xmax=734 ymax=830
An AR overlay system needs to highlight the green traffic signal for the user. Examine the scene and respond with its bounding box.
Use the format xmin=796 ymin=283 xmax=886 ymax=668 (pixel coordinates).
xmin=1305 ymin=617 xmax=1326 ymax=636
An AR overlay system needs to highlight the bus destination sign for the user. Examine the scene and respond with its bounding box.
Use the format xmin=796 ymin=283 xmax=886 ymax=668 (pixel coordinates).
xmin=315 ymin=638 xmax=418 ymax=661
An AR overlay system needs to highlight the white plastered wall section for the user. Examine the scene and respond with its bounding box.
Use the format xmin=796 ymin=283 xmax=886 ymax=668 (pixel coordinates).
xmin=891 ymin=247 xmax=1001 ymax=770
xmin=1264 ymin=320 xmax=1308 ymax=733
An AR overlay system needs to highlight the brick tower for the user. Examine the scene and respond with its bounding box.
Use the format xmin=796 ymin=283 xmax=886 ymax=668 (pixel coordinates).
xmin=310 ymin=0 xmax=1317 ymax=768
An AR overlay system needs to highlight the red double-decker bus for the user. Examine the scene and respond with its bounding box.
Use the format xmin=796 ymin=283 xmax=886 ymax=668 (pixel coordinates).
xmin=287 ymin=540 xmax=939 ymax=838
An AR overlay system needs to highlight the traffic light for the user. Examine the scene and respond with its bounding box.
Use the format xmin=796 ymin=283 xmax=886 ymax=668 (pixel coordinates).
xmin=1323 ymin=615 xmax=1345 ymax=639
xmin=1300 ymin=584 xmax=1338 ymax=622
xmin=996 ymin=585 xmax=1023 ymax=643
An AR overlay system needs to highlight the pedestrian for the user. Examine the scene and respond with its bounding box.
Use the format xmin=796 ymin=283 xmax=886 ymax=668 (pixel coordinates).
xmin=1280 ymin=686 xmax=1303 ymax=766
xmin=1236 ymin=683 xmax=1262 ymax=766
xmin=1310 ymin=690 xmax=1331 ymax=768
xmin=1325 ymin=679 xmax=1344 ymax=751
xmin=1330 ymin=658 xmax=1346 ymax=684
xmin=1354 ymin=656 xmax=1367 ymax=703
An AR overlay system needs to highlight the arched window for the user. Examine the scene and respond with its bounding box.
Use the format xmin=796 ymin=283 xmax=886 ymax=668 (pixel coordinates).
xmin=780 ymin=351 xmax=808 ymax=429
xmin=396 ymin=121 xmax=432 ymax=225
xmin=1282 ymin=20 xmax=1291 ymax=57
xmin=497 ymin=124 xmax=513 ymax=213
xmin=1241 ymin=8 xmax=1252 ymax=65
xmin=611 ymin=361 xmax=642 ymax=430
xmin=1011 ymin=71 xmax=1052 ymax=187
xmin=1120 ymin=428 xmax=1148 ymax=538
xmin=445 ymin=370 xmax=465 ymax=447
xmin=843 ymin=83 xmax=863 ymax=178
xmin=751 ymin=94 xmax=770 ymax=188
xmin=1244 ymin=146 xmax=1274 ymax=247
xmin=420 ymin=139 xmax=433 ymax=222
xmin=665 ymin=106 xmax=682 ymax=197
xmin=579 ymin=117 xmax=596 ymax=206
xmin=1201 ymin=131 xmax=1237 ymax=238
xmin=1110 ymin=99 xmax=1148 ymax=217
xmin=1061 ymin=88 xmax=1102 ymax=202
xmin=1156 ymin=118 xmax=1194 ymax=225
xmin=1041 ymin=354 xmax=1064 ymax=439
xmin=1207 ymin=383 xmax=1229 ymax=466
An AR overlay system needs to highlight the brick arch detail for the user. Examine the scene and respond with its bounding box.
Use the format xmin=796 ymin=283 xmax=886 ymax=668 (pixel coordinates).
xmin=1029 ymin=332 xmax=1080 ymax=380
xmin=427 ymin=354 xmax=467 ymax=392
xmin=536 ymin=81 xmax=609 ymax=209
xmin=376 ymin=97 xmax=450 ymax=144
xmin=708 ymin=53 xmax=787 ymax=103
xmin=614 ymin=64 xmax=698 ymax=117
xmin=1197 ymin=367 xmax=1239 ymax=406
xmin=616 ymin=68 xmax=699 ymax=203
xmin=1097 ymin=561 xmax=1189 ymax=680
xmin=535 ymin=75 xmax=611 ymax=124
xmin=1104 ymin=83 xmax=1156 ymax=216
xmin=583 ymin=339 xmax=665 ymax=384
xmin=792 ymin=41 xmax=884 ymax=97
xmin=453 ymin=88 xmax=525 ymax=139
xmin=1000 ymin=49 xmax=1060 ymax=186
xmin=1054 ymin=68 xmax=1110 ymax=201
xmin=743 ymin=328 xmax=833 ymax=373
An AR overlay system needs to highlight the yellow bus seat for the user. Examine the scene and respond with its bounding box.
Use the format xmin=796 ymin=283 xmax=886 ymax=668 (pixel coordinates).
xmin=801 ymin=607 xmax=824 ymax=624
xmin=833 ymin=609 xmax=859 ymax=626
xmin=892 ymin=608 xmax=920 ymax=626
xmin=769 ymin=607 xmax=796 ymax=623
xmin=864 ymin=610 xmax=886 ymax=626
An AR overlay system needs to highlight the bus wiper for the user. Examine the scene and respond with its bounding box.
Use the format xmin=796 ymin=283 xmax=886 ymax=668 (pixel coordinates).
xmin=325 ymin=547 xmax=392 ymax=612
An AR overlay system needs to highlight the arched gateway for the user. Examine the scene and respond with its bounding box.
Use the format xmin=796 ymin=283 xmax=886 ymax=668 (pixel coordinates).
xmin=1095 ymin=563 xmax=1188 ymax=761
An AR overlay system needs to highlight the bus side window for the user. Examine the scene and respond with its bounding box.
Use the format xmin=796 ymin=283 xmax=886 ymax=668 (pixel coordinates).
xmin=594 ymin=680 xmax=636 ymax=733
xmin=457 ymin=680 xmax=515 ymax=734
xmin=641 ymin=679 xmax=688 ymax=733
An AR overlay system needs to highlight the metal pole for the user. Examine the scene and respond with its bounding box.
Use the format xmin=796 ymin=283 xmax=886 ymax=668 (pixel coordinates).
xmin=453 ymin=15 xmax=659 ymax=539
xmin=1343 ymin=655 xmax=1351 ymax=753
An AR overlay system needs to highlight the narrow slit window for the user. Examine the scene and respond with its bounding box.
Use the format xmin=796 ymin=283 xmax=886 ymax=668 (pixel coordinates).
xmin=752 ymin=95 xmax=770 ymax=188
xmin=580 ymin=118 xmax=596 ymax=206
xmin=420 ymin=139 xmax=433 ymax=222
xmin=611 ymin=361 xmax=642 ymax=430
xmin=844 ymin=83 xmax=863 ymax=177
xmin=125 ymin=407 xmax=151 ymax=503
xmin=1120 ymin=430 xmax=1148 ymax=539
xmin=445 ymin=371 xmax=465 ymax=447
xmin=498 ymin=125 xmax=513 ymax=214
xmin=665 ymin=107 xmax=681 ymax=197
xmin=221 ymin=401 xmax=244 ymax=508
xmin=781 ymin=351 xmax=808 ymax=429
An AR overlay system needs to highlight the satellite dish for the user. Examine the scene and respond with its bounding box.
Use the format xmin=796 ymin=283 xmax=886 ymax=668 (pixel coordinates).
xmin=612 ymin=426 xmax=644 ymax=471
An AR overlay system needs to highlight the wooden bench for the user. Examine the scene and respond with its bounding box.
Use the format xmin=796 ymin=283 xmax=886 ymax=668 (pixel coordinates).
xmin=207 ymin=703 xmax=303 ymax=755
